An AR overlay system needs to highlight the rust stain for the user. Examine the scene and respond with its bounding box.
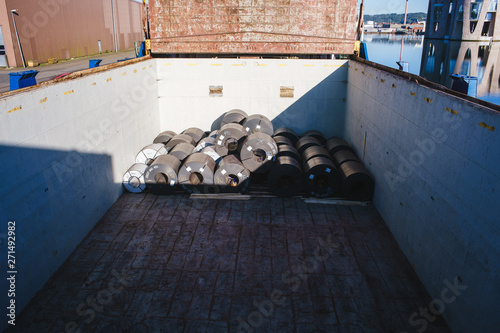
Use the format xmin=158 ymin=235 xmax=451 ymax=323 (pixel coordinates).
xmin=232 ymin=64 xmax=243 ymax=67
xmin=39 ymin=97 xmax=47 ymax=104
xmin=106 ymin=78 xmax=112 ymax=82
xmin=211 ymin=63 xmax=222 ymax=66
xmin=133 ymin=69 xmax=138 ymax=73
xmin=425 ymin=98 xmax=433 ymax=103
xmin=392 ymin=84 xmax=396 ymax=88
xmin=209 ymin=85 xmax=223 ymax=97
xmin=122 ymin=72 xmax=127 ymax=76
xmin=7 ymin=106 xmax=22 ymax=114
xmin=381 ymin=79 xmax=385 ymax=83
xmin=64 ymin=90 xmax=74 ymax=95
xmin=369 ymin=74 xmax=373 ymax=77
xmin=446 ymin=107 xmax=458 ymax=115
xmin=479 ymin=122 xmax=495 ymax=132
xmin=187 ymin=63 xmax=198 ymax=66
xmin=164 ymin=63 xmax=171 ymax=66
xmin=361 ymin=71 xmax=365 ymax=75
xmin=278 ymin=64 xmax=287 ymax=67
xmin=303 ymin=64 xmax=315 ymax=67
xmin=91 ymin=82 xmax=96 ymax=86
xmin=280 ymin=86 xmax=294 ymax=98
xmin=410 ymin=92 xmax=416 ymax=96
xmin=257 ymin=64 xmax=268 ymax=67
xmin=142 ymin=67 xmax=146 ymax=70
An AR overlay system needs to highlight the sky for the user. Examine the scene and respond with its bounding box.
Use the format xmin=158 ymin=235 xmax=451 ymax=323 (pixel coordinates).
xmin=360 ymin=0 xmax=429 ymax=15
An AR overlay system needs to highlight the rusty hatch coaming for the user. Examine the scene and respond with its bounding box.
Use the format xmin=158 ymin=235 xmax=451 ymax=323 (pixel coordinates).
xmin=149 ymin=0 xmax=359 ymax=54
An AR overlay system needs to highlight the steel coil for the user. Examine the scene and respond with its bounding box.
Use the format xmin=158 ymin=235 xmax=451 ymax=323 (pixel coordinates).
xmin=325 ymin=137 xmax=354 ymax=156
xmin=273 ymin=127 xmax=299 ymax=145
xmin=302 ymin=130 xmax=327 ymax=145
xmin=221 ymin=109 xmax=248 ymax=127
xmin=277 ymin=144 xmax=301 ymax=162
xmin=215 ymin=123 xmax=248 ymax=156
xmin=195 ymin=137 xmax=216 ymax=152
xmin=165 ymin=134 xmax=196 ymax=148
xmin=214 ymin=155 xmax=250 ymax=193
xmin=144 ymin=155 xmax=181 ymax=195
xmin=169 ymin=142 xmax=195 ymax=161
xmin=153 ymin=130 xmax=177 ymax=145
xmin=201 ymin=146 xmax=222 ymax=162
xmin=182 ymin=127 xmax=207 ymax=144
xmin=302 ymin=146 xmax=331 ymax=164
xmin=267 ymin=156 xmax=303 ymax=197
xmin=303 ymin=157 xmax=340 ymax=197
xmin=332 ymin=150 xmax=360 ymax=168
xmin=135 ymin=144 xmax=168 ymax=165
xmin=123 ymin=163 xmax=148 ymax=193
xmin=240 ymin=132 xmax=278 ymax=173
xmin=178 ymin=153 xmax=217 ymax=193
xmin=273 ymin=136 xmax=294 ymax=147
xmin=296 ymin=136 xmax=322 ymax=155
xmin=339 ymin=161 xmax=374 ymax=201
xmin=242 ymin=114 xmax=274 ymax=136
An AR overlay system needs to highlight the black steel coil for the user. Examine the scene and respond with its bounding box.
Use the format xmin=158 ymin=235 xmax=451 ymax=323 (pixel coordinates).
xmin=267 ymin=156 xmax=303 ymax=197
xmin=301 ymin=146 xmax=331 ymax=164
xmin=273 ymin=136 xmax=294 ymax=147
xmin=277 ymin=144 xmax=301 ymax=162
xmin=273 ymin=127 xmax=299 ymax=145
xmin=303 ymin=157 xmax=340 ymax=197
xmin=144 ymin=155 xmax=181 ymax=195
xmin=325 ymin=137 xmax=354 ymax=156
xmin=339 ymin=161 xmax=374 ymax=201
xmin=332 ymin=150 xmax=360 ymax=168
xmin=296 ymin=136 xmax=322 ymax=155
xmin=302 ymin=129 xmax=327 ymax=145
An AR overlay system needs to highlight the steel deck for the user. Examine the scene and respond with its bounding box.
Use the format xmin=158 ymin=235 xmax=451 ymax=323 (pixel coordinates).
xmin=7 ymin=194 xmax=450 ymax=332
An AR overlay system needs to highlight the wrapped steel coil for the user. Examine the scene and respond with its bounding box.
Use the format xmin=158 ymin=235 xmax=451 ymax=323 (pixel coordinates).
xmin=221 ymin=109 xmax=248 ymax=127
xmin=240 ymin=132 xmax=278 ymax=173
xmin=135 ymin=144 xmax=168 ymax=165
xmin=201 ymin=146 xmax=222 ymax=162
xmin=182 ymin=127 xmax=207 ymax=144
xmin=339 ymin=161 xmax=374 ymax=201
xmin=332 ymin=150 xmax=360 ymax=168
xmin=303 ymin=157 xmax=340 ymax=197
xmin=165 ymin=134 xmax=196 ymax=148
xmin=195 ymin=137 xmax=216 ymax=152
xmin=153 ymin=130 xmax=176 ymax=145
xmin=169 ymin=142 xmax=195 ymax=162
xmin=178 ymin=153 xmax=217 ymax=193
xmin=243 ymin=114 xmax=274 ymax=136
xmin=123 ymin=163 xmax=148 ymax=193
xmin=325 ymin=137 xmax=354 ymax=156
xmin=296 ymin=136 xmax=322 ymax=155
xmin=302 ymin=129 xmax=327 ymax=145
xmin=214 ymin=155 xmax=250 ymax=193
xmin=267 ymin=156 xmax=303 ymax=197
xmin=215 ymin=123 xmax=248 ymax=156
xmin=302 ymin=146 xmax=331 ymax=164
xmin=144 ymin=155 xmax=181 ymax=195
xmin=273 ymin=127 xmax=299 ymax=145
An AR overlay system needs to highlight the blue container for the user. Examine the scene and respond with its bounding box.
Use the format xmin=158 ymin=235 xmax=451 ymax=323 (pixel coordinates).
xmin=450 ymin=74 xmax=478 ymax=98
xmin=9 ymin=70 xmax=39 ymax=91
xmin=89 ymin=59 xmax=102 ymax=68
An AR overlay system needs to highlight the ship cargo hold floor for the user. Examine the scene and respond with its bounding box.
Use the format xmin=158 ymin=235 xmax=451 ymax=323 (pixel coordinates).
xmin=7 ymin=193 xmax=450 ymax=333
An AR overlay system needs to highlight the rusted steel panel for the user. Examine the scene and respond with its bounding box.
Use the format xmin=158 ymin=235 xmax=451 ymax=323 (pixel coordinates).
xmin=149 ymin=0 xmax=358 ymax=54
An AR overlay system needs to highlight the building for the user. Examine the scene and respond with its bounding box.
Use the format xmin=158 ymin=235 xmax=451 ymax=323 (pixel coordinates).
xmin=421 ymin=0 xmax=500 ymax=95
xmin=0 ymin=0 xmax=144 ymax=68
